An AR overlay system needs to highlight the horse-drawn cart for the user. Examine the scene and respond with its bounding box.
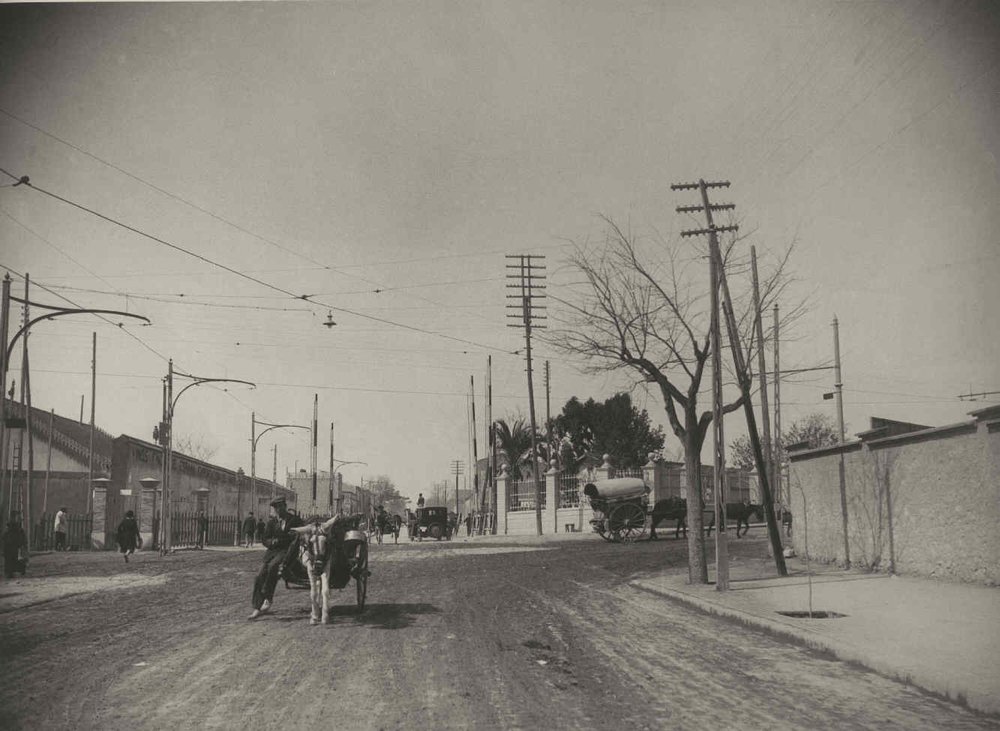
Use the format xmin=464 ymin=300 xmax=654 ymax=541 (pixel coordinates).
xmin=285 ymin=515 xmax=369 ymax=614
xmin=583 ymin=478 xmax=650 ymax=543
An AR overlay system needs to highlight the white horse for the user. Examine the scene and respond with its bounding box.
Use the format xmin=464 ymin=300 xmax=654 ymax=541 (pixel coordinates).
xmin=290 ymin=515 xmax=344 ymax=625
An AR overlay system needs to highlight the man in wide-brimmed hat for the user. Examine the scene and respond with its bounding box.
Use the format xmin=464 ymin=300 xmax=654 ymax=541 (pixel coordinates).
xmin=249 ymin=497 xmax=303 ymax=619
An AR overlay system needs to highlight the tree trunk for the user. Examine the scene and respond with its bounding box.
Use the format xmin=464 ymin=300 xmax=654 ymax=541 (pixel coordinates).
xmin=684 ymin=417 xmax=708 ymax=584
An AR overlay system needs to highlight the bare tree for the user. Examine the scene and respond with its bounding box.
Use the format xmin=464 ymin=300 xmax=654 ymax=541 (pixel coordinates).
xmin=172 ymin=432 xmax=219 ymax=463
xmin=547 ymin=216 xmax=800 ymax=583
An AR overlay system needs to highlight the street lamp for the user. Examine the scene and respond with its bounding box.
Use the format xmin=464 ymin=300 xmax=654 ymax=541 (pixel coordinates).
xmin=0 ymin=274 xmax=151 ymax=520
xmin=251 ymin=413 xmax=310 ymax=516
xmin=157 ymin=360 xmax=255 ymax=554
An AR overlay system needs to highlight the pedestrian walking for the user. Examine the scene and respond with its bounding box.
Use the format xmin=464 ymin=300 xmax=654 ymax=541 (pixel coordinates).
xmin=255 ymin=516 xmax=266 ymax=543
xmin=465 ymin=512 xmax=473 ymax=537
xmin=115 ymin=510 xmax=141 ymax=563
xmin=53 ymin=507 xmax=68 ymax=551
xmin=242 ymin=511 xmax=257 ymax=548
xmin=249 ymin=498 xmax=304 ymax=620
xmin=3 ymin=513 xmax=28 ymax=579
xmin=197 ymin=511 xmax=209 ymax=549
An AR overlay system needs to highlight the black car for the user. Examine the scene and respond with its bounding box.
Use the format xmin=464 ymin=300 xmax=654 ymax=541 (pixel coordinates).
xmin=411 ymin=507 xmax=451 ymax=541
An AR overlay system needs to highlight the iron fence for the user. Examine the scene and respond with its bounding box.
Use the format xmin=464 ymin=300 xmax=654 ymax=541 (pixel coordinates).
xmin=558 ymin=475 xmax=581 ymax=508
xmin=508 ymin=478 xmax=545 ymax=512
xmin=32 ymin=513 xmax=93 ymax=551
xmin=170 ymin=513 xmax=240 ymax=548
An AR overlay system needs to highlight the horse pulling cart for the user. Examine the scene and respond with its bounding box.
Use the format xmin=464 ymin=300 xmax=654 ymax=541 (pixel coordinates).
xmin=584 ymin=478 xmax=651 ymax=543
xmin=285 ymin=514 xmax=369 ymax=615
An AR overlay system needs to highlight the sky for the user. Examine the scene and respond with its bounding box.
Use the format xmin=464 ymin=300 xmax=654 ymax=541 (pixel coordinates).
xmin=0 ymin=0 xmax=997 ymax=504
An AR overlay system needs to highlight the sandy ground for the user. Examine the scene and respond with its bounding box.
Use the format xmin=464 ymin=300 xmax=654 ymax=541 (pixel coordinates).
xmin=0 ymin=534 xmax=993 ymax=730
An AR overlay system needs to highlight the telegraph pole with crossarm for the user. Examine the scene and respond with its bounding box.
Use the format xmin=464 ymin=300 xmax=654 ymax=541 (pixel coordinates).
xmin=506 ymin=254 xmax=546 ymax=536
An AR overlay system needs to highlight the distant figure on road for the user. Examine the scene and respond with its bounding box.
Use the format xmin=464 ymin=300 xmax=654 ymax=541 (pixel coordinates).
xmin=2 ymin=513 xmax=27 ymax=579
xmin=242 ymin=512 xmax=257 ymax=548
xmin=417 ymin=493 xmax=425 ymax=509
xmin=116 ymin=510 xmax=141 ymax=563
xmin=256 ymin=517 xmax=266 ymax=543
xmin=54 ymin=507 xmax=68 ymax=552
xmin=465 ymin=512 xmax=473 ymax=537
xmin=197 ymin=511 xmax=209 ymax=549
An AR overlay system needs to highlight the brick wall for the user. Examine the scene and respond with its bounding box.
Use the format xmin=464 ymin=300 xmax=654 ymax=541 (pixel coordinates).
xmin=789 ymin=410 xmax=1000 ymax=585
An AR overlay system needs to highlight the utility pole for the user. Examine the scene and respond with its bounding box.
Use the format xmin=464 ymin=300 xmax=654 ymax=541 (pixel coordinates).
xmin=0 ymin=274 xmax=10 ymax=519
xmin=329 ymin=422 xmax=335 ymax=513
xmin=22 ymin=275 xmax=32 ymax=545
xmin=674 ymin=179 xmax=736 ymax=590
xmin=451 ymin=459 xmax=464 ymax=516
xmin=88 ymin=331 xmax=96 ymax=496
xmin=312 ymin=394 xmax=318 ymax=504
xmin=506 ymin=254 xmax=546 ymax=536
xmin=486 ymin=356 xmax=495 ymax=523
xmin=773 ymin=304 xmax=782 ymax=506
xmin=470 ymin=375 xmax=479 ymax=510
xmin=674 ymin=180 xmax=787 ymax=582
xmin=751 ymin=248 xmax=774 ymax=511
xmin=833 ymin=316 xmax=851 ymax=568
xmin=544 ymin=360 xmax=552 ymax=464
xmin=273 ymin=443 xmax=278 ymax=484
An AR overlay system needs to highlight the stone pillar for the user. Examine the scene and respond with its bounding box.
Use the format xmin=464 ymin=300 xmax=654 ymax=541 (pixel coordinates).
xmin=595 ymin=454 xmax=612 ymax=483
xmin=546 ymin=459 xmax=559 ymax=534
xmin=496 ymin=465 xmax=509 ymax=535
xmin=91 ymin=485 xmax=107 ymax=550
xmin=644 ymin=454 xmax=662 ymax=503
xmin=140 ymin=488 xmax=158 ymax=550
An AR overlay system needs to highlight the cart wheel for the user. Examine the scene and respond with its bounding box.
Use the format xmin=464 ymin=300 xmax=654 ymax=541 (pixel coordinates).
xmin=610 ymin=503 xmax=647 ymax=543
xmin=354 ymin=544 xmax=368 ymax=613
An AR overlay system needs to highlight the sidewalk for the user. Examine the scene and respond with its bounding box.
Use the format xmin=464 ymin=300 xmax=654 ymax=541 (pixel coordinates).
xmin=631 ymin=556 xmax=1000 ymax=716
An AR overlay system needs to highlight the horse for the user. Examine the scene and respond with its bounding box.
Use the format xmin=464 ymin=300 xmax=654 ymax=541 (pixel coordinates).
xmin=648 ymin=497 xmax=716 ymax=540
xmin=729 ymin=501 xmax=763 ymax=538
xmin=374 ymin=512 xmax=403 ymax=544
xmin=290 ymin=515 xmax=355 ymax=625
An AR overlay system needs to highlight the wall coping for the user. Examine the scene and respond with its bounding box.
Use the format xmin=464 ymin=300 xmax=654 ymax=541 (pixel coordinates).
xmin=790 ymin=417 xmax=983 ymax=462
xmin=788 ymin=440 xmax=863 ymax=462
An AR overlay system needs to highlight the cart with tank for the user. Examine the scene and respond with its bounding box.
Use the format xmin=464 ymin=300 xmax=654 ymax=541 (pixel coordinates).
xmin=583 ymin=477 xmax=650 ymax=543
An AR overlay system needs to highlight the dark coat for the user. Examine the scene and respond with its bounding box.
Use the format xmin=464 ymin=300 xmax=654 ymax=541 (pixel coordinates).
xmin=2 ymin=522 xmax=27 ymax=554
xmin=116 ymin=516 xmax=141 ymax=552
xmin=242 ymin=516 xmax=257 ymax=536
xmin=261 ymin=513 xmax=304 ymax=553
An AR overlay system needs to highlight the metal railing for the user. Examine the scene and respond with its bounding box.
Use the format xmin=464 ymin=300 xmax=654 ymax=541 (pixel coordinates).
xmin=508 ymin=478 xmax=545 ymax=512
xmin=558 ymin=475 xmax=581 ymax=508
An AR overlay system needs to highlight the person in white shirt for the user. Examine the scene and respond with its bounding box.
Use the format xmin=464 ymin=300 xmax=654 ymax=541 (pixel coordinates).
xmin=54 ymin=508 xmax=68 ymax=552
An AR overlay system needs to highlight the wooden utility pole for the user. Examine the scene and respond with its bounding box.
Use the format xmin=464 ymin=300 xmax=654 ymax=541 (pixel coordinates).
xmin=773 ymin=305 xmax=782 ymax=506
xmin=675 ymin=180 xmax=736 ymax=590
xmin=544 ymin=360 xmax=552 ymax=465
xmin=751 ymin=248 xmax=773 ymax=500
xmin=717 ymin=253 xmax=788 ymax=577
xmin=451 ymin=460 xmax=464 ymax=515
xmin=675 ymin=180 xmax=787 ymax=584
xmin=88 ymin=331 xmax=96 ymax=495
xmin=833 ymin=316 xmax=851 ymax=568
xmin=470 ymin=375 xmax=479 ymax=510
xmin=311 ymin=394 xmax=318 ymax=504
xmin=505 ymin=254 xmax=546 ymax=536
xmin=22 ymin=275 xmax=33 ymax=546
xmin=0 ymin=274 xmax=11 ymax=519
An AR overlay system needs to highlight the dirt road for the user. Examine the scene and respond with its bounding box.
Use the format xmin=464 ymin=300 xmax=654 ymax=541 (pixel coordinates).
xmin=0 ymin=534 xmax=992 ymax=730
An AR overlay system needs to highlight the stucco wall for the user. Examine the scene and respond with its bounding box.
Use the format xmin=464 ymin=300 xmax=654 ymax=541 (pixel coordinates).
xmin=789 ymin=420 xmax=1000 ymax=585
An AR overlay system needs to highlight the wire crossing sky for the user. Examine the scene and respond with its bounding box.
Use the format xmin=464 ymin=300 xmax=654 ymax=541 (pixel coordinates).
xmin=1 ymin=1 xmax=997 ymax=495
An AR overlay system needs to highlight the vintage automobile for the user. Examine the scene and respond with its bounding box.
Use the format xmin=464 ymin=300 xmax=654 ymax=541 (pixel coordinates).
xmin=410 ymin=506 xmax=451 ymax=541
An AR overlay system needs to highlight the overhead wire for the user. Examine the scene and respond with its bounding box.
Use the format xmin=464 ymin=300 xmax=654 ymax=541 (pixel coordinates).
xmin=0 ymin=165 xmax=516 ymax=355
